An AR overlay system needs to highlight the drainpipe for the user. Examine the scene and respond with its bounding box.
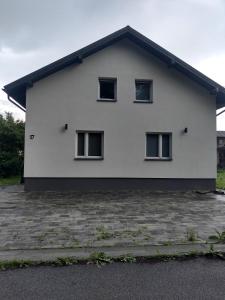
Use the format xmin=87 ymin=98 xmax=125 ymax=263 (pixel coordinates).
xmin=7 ymin=95 xmax=26 ymax=113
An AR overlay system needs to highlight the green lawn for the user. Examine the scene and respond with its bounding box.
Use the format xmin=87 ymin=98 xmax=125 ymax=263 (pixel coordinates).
xmin=0 ymin=176 xmax=20 ymax=186
xmin=216 ymin=170 xmax=225 ymax=190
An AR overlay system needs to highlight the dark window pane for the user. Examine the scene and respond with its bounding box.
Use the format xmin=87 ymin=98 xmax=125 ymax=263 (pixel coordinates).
xmin=88 ymin=133 xmax=102 ymax=156
xmin=77 ymin=133 xmax=85 ymax=156
xmin=136 ymin=81 xmax=150 ymax=101
xmin=162 ymin=134 xmax=170 ymax=157
xmin=146 ymin=134 xmax=159 ymax=157
xmin=100 ymin=80 xmax=115 ymax=99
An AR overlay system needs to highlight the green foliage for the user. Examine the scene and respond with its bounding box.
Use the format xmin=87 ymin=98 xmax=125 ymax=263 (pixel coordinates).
xmin=96 ymin=225 xmax=113 ymax=240
xmin=0 ymin=113 xmax=24 ymax=178
xmin=162 ymin=241 xmax=173 ymax=246
xmin=217 ymin=170 xmax=225 ymax=190
xmin=209 ymin=244 xmax=214 ymax=252
xmin=0 ymin=257 xmax=78 ymax=271
xmin=186 ymin=228 xmax=198 ymax=242
xmin=0 ymin=259 xmax=33 ymax=271
xmin=88 ymin=252 xmax=112 ymax=266
xmin=54 ymin=257 xmax=78 ymax=266
xmin=209 ymin=230 xmax=225 ymax=243
xmin=2 ymin=250 xmax=225 ymax=271
xmin=118 ymin=254 xmax=136 ymax=263
xmin=0 ymin=176 xmax=20 ymax=186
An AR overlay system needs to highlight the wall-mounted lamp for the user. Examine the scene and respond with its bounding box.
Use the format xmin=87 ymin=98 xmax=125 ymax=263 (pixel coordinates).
xmin=30 ymin=134 xmax=35 ymax=140
xmin=183 ymin=127 xmax=188 ymax=134
xmin=64 ymin=124 xmax=68 ymax=130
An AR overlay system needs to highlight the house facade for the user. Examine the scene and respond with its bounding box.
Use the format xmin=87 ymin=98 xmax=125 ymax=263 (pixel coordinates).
xmin=3 ymin=26 xmax=225 ymax=191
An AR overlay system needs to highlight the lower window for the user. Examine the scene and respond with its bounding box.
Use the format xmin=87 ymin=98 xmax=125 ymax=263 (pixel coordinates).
xmin=76 ymin=131 xmax=103 ymax=159
xmin=146 ymin=133 xmax=171 ymax=160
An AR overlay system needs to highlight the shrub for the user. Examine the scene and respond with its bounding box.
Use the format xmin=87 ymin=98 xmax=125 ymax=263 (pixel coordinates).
xmin=0 ymin=113 xmax=24 ymax=178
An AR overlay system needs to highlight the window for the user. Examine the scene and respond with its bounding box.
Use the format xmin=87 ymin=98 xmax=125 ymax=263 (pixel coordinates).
xmin=146 ymin=134 xmax=159 ymax=157
xmin=76 ymin=131 xmax=103 ymax=159
xmin=135 ymin=80 xmax=152 ymax=102
xmin=219 ymin=139 xmax=223 ymax=146
xmin=99 ymin=78 xmax=117 ymax=101
xmin=146 ymin=133 xmax=171 ymax=160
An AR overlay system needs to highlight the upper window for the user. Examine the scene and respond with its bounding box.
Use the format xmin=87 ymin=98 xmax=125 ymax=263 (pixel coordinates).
xmin=146 ymin=133 xmax=171 ymax=160
xmin=135 ymin=80 xmax=152 ymax=102
xmin=99 ymin=78 xmax=117 ymax=101
xmin=76 ymin=131 xmax=103 ymax=159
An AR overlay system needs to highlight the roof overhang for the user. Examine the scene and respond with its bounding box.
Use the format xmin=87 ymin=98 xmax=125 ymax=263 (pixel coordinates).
xmin=3 ymin=26 xmax=225 ymax=110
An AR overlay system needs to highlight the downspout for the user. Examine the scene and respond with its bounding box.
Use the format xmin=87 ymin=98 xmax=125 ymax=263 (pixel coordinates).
xmin=7 ymin=95 xmax=26 ymax=113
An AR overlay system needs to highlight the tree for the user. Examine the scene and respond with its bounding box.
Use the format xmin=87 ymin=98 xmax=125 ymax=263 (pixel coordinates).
xmin=0 ymin=113 xmax=25 ymax=178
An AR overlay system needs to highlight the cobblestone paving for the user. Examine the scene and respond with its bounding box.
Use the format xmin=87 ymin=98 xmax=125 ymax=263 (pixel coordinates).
xmin=0 ymin=185 xmax=225 ymax=250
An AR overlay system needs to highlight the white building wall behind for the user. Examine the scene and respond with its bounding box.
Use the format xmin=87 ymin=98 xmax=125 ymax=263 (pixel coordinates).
xmin=24 ymin=39 xmax=217 ymax=178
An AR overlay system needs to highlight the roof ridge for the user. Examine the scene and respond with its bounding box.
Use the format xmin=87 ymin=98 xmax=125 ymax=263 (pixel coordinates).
xmin=3 ymin=26 xmax=225 ymax=109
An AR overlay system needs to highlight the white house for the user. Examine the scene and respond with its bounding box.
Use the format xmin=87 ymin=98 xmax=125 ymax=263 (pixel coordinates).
xmin=3 ymin=26 xmax=225 ymax=191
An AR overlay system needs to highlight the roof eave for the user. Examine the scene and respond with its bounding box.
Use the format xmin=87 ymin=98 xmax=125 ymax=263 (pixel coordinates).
xmin=3 ymin=25 xmax=225 ymax=109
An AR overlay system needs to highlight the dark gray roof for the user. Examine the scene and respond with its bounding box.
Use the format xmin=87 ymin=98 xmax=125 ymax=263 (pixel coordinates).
xmin=3 ymin=26 xmax=225 ymax=110
xmin=217 ymin=131 xmax=225 ymax=137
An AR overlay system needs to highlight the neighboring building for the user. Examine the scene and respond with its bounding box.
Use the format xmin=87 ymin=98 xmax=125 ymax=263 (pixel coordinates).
xmin=217 ymin=131 xmax=225 ymax=168
xmin=3 ymin=26 xmax=225 ymax=191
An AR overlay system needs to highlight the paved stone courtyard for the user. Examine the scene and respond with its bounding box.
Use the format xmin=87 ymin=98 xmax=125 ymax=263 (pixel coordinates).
xmin=0 ymin=185 xmax=225 ymax=250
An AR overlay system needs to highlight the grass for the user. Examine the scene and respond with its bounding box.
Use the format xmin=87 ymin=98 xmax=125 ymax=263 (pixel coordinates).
xmin=0 ymin=176 xmax=20 ymax=186
xmin=118 ymin=254 xmax=136 ymax=263
xmin=162 ymin=241 xmax=173 ymax=246
xmin=88 ymin=252 xmax=112 ymax=266
xmin=95 ymin=226 xmax=150 ymax=242
xmin=0 ymin=257 xmax=79 ymax=271
xmin=209 ymin=230 xmax=225 ymax=243
xmin=96 ymin=225 xmax=113 ymax=241
xmin=217 ymin=169 xmax=225 ymax=189
xmin=186 ymin=228 xmax=198 ymax=242
xmin=1 ymin=250 xmax=225 ymax=271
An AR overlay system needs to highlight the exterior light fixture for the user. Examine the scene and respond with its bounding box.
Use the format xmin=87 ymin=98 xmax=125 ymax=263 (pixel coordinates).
xmin=64 ymin=124 xmax=68 ymax=130
xmin=184 ymin=127 xmax=188 ymax=133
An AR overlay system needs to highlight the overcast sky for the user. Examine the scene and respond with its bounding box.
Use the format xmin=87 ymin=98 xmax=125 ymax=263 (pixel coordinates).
xmin=0 ymin=0 xmax=225 ymax=128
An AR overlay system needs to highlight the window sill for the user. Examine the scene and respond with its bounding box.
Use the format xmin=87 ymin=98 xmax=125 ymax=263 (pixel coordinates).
xmin=97 ymin=99 xmax=117 ymax=102
xmin=133 ymin=100 xmax=153 ymax=104
xmin=144 ymin=157 xmax=172 ymax=161
xmin=74 ymin=157 xmax=104 ymax=161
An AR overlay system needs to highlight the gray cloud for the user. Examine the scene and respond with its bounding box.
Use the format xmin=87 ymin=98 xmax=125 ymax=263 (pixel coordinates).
xmin=0 ymin=0 xmax=225 ymax=123
xmin=1 ymin=0 xmax=224 ymax=61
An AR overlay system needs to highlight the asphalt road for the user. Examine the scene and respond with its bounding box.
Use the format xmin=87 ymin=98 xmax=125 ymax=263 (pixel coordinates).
xmin=0 ymin=258 xmax=225 ymax=299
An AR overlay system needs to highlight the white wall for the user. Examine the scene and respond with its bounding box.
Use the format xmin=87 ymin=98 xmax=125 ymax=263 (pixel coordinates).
xmin=25 ymin=39 xmax=217 ymax=178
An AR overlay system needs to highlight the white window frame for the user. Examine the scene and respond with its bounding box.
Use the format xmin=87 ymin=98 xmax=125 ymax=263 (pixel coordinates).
xmin=75 ymin=131 xmax=104 ymax=160
xmin=98 ymin=77 xmax=117 ymax=101
xmin=135 ymin=79 xmax=153 ymax=103
xmin=145 ymin=133 xmax=172 ymax=160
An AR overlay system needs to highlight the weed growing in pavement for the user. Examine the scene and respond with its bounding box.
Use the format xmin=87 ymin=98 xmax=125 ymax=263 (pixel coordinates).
xmin=186 ymin=228 xmax=198 ymax=242
xmin=208 ymin=230 xmax=225 ymax=243
xmin=96 ymin=226 xmax=113 ymax=240
xmin=118 ymin=254 xmax=136 ymax=263
xmin=88 ymin=252 xmax=112 ymax=267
